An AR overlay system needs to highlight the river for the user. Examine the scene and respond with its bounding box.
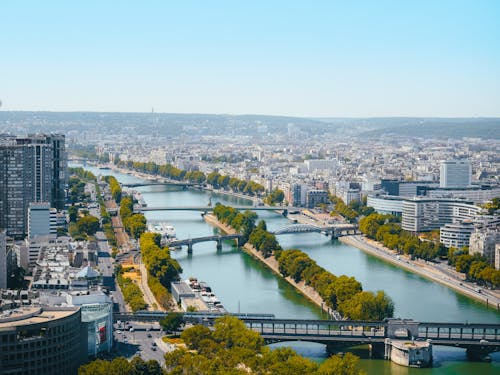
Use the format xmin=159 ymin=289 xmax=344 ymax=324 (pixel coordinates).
xmin=78 ymin=164 xmax=500 ymax=374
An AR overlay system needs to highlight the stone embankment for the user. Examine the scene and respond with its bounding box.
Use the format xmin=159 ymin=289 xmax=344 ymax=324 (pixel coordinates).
xmin=204 ymin=214 xmax=335 ymax=317
xmin=340 ymin=235 xmax=500 ymax=310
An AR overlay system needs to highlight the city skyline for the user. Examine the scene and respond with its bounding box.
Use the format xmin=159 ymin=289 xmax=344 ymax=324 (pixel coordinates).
xmin=1 ymin=1 xmax=500 ymax=117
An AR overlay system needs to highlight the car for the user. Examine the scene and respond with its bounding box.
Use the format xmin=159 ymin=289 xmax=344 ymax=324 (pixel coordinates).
xmin=151 ymin=346 xmax=157 ymax=351
xmin=147 ymin=333 xmax=152 ymax=338
xmin=116 ymin=330 xmax=122 ymax=334
xmin=152 ymin=341 xmax=157 ymax=347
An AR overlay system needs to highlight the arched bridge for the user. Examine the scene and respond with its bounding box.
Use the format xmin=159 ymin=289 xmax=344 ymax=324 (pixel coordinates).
xmin=168 ymin=234 xmax=243 ymax=253
xmin=271 ymin=223 xmax=358 ymax=238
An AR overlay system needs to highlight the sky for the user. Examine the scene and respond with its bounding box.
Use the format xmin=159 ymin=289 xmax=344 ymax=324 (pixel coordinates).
xmin=1 ymin=1 xmax=500 ymax=117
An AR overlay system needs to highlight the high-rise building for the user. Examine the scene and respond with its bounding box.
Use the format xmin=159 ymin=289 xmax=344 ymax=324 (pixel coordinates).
xmin=28 ymin=202 xmax=58 ymax=238
xmin=440 ymin=160 xmax=471 ymax=188
xmin=0 ymin=134 xmax=66 ymax=239
xmin=0 ymin=230 xmax=6 ymax=289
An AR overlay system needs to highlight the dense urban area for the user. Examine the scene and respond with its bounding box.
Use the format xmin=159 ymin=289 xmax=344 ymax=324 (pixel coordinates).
xmin=0 ymin=112 xmax=499 ymax=374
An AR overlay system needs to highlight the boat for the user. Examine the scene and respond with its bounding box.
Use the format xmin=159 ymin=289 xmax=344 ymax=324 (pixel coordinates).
xmin=147 ymin=222 xmax=177 ymax=246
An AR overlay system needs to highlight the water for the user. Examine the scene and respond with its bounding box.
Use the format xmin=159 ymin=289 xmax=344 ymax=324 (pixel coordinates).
xmin=77 ymin=164 xmax=500 ymax=373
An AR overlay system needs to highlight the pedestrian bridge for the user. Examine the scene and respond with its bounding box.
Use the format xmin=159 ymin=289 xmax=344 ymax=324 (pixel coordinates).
xmin=271 ymin=223 xmax=358 ymax=238
xmin=114 ymin=312 xmax=500 ymax=359
xmin=168 ymin=234 xmax=243 ymax=253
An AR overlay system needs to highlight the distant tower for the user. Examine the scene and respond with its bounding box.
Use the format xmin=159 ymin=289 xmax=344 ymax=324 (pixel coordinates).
xmin=440 ymin=160 xmax=471 ymax=188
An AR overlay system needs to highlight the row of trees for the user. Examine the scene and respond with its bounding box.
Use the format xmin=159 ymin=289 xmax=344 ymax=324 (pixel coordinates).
xmin=116 ymin=160 xmax=185 ymax=181
xmin=448 ymin=248 xmax=500 ymax=288
xmin=329 ymin=195 xmax=359 ymax=223
xmin=140 ymin=232 xmax=182 ymax=309
xmin=69 ymin=166 xmax=96 ymax=181
xmin=69 ymin=214 xmax=100 ymax=240
xmin=359 ymin=213 xmax=446 ymax=261
xmin=166 ymin=316 xmax=365 ymax=375
xmin=206 ymin=171 xmax=265 ymax=196
xmin=120 ymin=196 xmax=147 ymax=239
xmin=264 ymin=189 xmax=285 ymax=205
xmin=248 ymin=221 xmax=281 ymax=258
xmin=116 ymin=265 xmax=147 ymax=312
xmin=213 ymin=204 xmax=258 ymax=243
xmin=104 ymin=175 xmax=122 ymax=203
xmin=115 ymin=158 xmax=266 ymax=197
xmin=212 ymin=205 xmax=394 ymax=321
xmin=68 ymin=176 xmax=90 ymax=205
xmin=79 ymin=356 xmax=163 ymax=375
xmin=275 ymin=249 xmax=394 ymax=320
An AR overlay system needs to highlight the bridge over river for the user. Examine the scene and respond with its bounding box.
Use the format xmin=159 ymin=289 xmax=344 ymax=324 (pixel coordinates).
xmin=168 ymin=234 xmax=242 ymax=253
xmin=123 ymin=181 xmax=195 ymax=188
xmin=136 ymin=205 xmax=301 ymax=212
xmin=167 ymin=223 xmax=358 ymax=252
xmin=114 ymin=312 xmax=500 ymax=364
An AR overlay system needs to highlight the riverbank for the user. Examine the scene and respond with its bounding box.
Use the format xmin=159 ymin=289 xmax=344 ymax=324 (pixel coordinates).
xmin=95 ymin=162 xmax=260 ymax=205
xmin=204 ymin=214 xmax=334 ymax=317
xmin=340 ymin=235 xmax=500 ymax=310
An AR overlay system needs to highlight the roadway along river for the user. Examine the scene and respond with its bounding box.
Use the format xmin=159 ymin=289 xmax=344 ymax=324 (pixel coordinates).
xmin=79 ymin=165 xmax=500 ymax=374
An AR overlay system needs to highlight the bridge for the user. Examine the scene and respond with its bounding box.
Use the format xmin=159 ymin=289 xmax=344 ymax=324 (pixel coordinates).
xmin=168 ymin=234 xmax=243 ymax=253
xmin=135 ymin=206 xmax=301 ymax=213
xmin=122 ymin=181 xmax=195 ymax=188
xmin=114 ymin=312 xmax=500 ymax=361
xmin=271 ymin=223 xmax=358 ymax=239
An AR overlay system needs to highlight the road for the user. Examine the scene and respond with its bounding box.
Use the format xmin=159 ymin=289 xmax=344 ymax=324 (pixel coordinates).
xmin=96 ymin=231 xmax=127 ymax=312
xmin=344 ymin=235 xmax=500 ymax=309
xmin=113 ymin=322 xmax=166 ymax=364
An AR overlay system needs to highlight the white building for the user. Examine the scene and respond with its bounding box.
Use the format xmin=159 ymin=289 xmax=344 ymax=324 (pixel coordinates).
xmin=344 ymin=188 xmax=361 ymax=205
xmin=401 ymin=198 xmax=480 ymax=232
xmin=304 ymin=159 xmax=337 ymax=174
xmin=440 ymin=160 xmax=471 ymax=188
xmin=367 ymin=195 xmax=405 ymax=216
xmin=440 ymin=221 xmax=475 ymax=249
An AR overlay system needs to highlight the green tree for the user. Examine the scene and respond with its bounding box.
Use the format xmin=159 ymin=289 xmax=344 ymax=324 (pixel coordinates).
xmin=160 ymin=313 xmax=184 ymax=333
xmin=318 ymin=353 xmax=366 ymax=375
xmin=76 ymin=215 xmax=100 ymax=236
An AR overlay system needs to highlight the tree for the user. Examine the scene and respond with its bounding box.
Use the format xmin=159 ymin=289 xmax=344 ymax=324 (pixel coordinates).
xmin=212 ymin=316 xmax=263 ymax=351
xmin=68 ymin=205 xmax=78 ymax=223
xmin=160 ymin=313 xmax=184 ymax=333
xmin=76 ymin=215 xmax=100 ymax=236
xmin=181 ymin=325 xmax=213 ymax=351
xmin=318 ymin=353 xmax=366 ymax=375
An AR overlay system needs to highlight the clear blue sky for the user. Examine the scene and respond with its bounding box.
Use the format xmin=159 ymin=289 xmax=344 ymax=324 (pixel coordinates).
xmin=1 ymin=0 xmax=499 ymax=117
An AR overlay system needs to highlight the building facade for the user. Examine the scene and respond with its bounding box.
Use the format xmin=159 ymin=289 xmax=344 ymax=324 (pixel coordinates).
xmin=469 ymin=230 xmax=499 ymax=267
xmin=306 ymin=189 xmax=329 ymax=208
xmin=440 ymin=160 xmax=471 ymax=188
xmin=0 ymin=306 xmax=87 ymax=375
xmin=0 ymin=134 xmax=66 ymax=239
xmin=401 ymin=198 xmax=479 ymax=232
xmin=439 ymin=221 xmax=475 ymax=249
xmin=0 ymin=230 xmax=6 ymax=289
